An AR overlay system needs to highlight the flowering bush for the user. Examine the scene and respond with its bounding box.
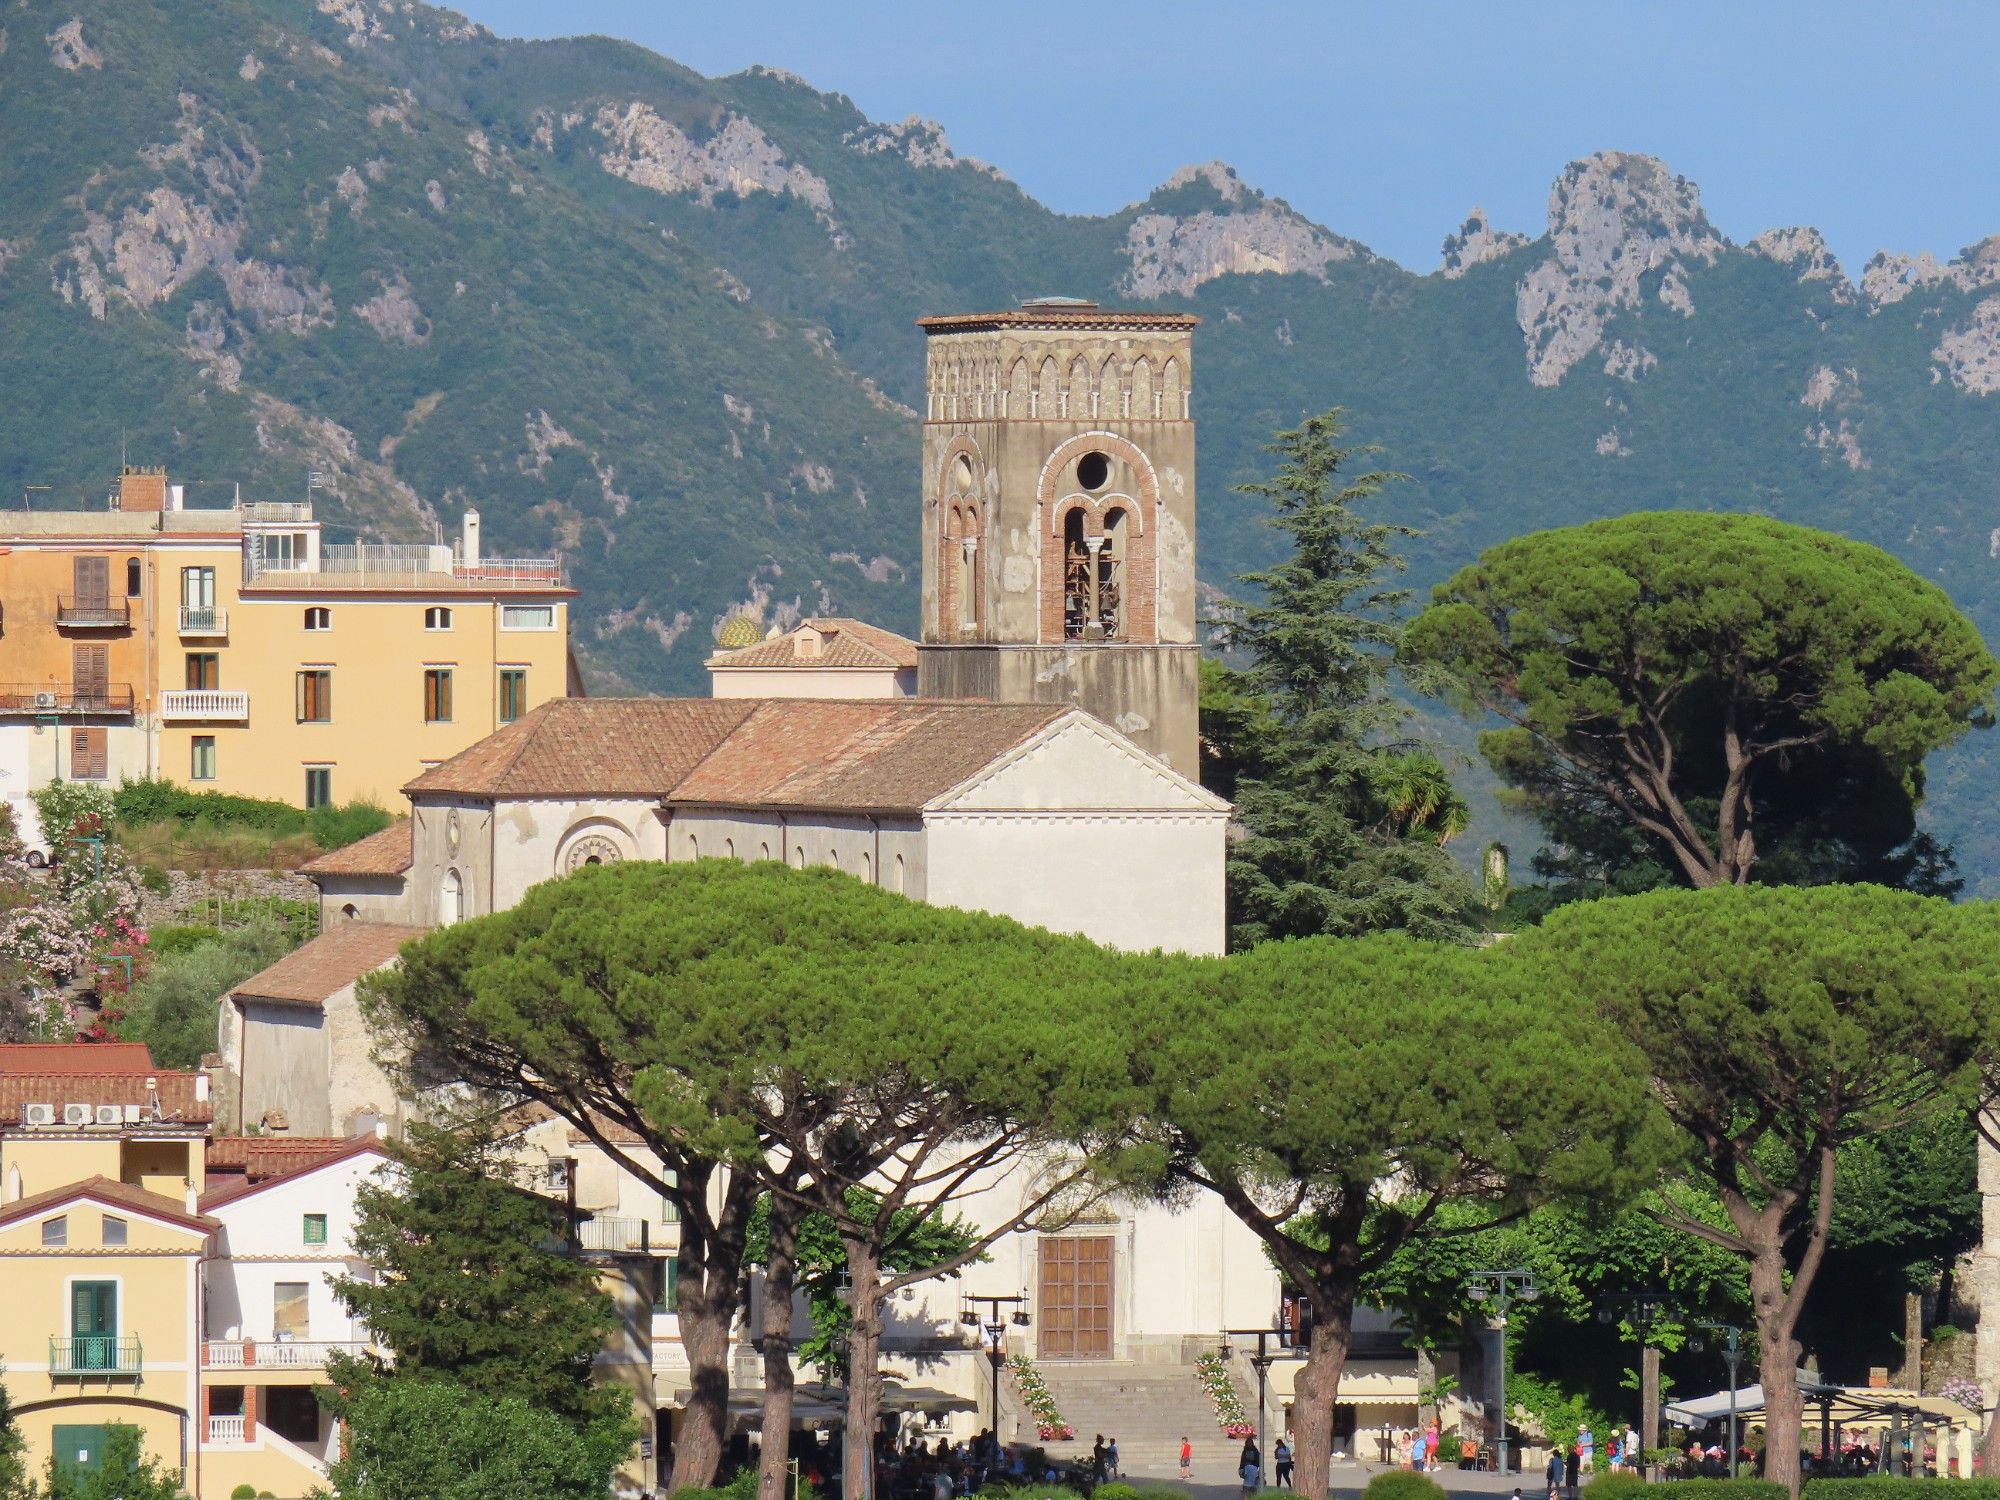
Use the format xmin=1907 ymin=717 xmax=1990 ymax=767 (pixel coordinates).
xmin=1007 ymin=1354 xmax=1074 ymax=1441
xmin=1196 ymin=1352 xmax=1257 ymax=1439
xmin=1938 ymin=1377 xmax=1984 ymax=1411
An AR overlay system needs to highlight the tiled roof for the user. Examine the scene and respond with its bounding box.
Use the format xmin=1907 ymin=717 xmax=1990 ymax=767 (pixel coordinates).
xmin=206 ymin=1136 xmax=358 ymax=1179
xmin=670 ymin=700 xmax=1065 ymax=811
xmin=200 ymin=1135 xmax=388 ymax=1212
xmin=0 ymin=1042 xmax=154 ymax=1074
xmin=708 ymin=618 xmax=918 ymax=672
xmin=0 ymin=1072 xmax=211 ymax=1126
xmin=405 ymin=697 xmax=759 ymax=798
xmin=231 ymin=923 xmax=428 ymax=1007
xmin=301 ymin=820 xmax=412 ymax=877
xmin=917 ymin=307 xmax=1201 ymax=333
xmin=0 ymin=1175 xmax=217 ymax=1233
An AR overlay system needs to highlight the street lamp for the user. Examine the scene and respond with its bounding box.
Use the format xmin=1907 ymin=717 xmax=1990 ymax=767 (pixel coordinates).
xmin=1596 ymin=1292 xmax=1677 ymax=1480
xmin=1220 ymin=1325 xmax=1306 ymax=1482
xmin=1466 ymin=1269 xmax=1541 ymax=1477
xmin=1690 ymin=1323 xmax=1744 ymax=1479
xmin=962 ymin=1295 xmax=1029 ymax=1453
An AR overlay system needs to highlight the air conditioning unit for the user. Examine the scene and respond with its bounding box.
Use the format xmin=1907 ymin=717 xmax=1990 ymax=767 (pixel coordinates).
xmin=22 ymin=1102 xmax=55 ymax=1127
xmin=62 ymin=1103 xmax=93 ymax=1126
xmin=33 ymin=691 xmax=57 ymax=709
xmin=96 ymin=1105 xmax=124 ymax=1127
xmin=123 ymin=1103 xmax=143 ymax=1123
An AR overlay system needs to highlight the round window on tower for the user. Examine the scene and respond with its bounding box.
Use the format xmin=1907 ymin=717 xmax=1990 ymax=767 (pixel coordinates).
xmin=951 ymin=455 xmax=975 ymax=493
xmin=1075 ymin=451 xmax=1111 ymax=492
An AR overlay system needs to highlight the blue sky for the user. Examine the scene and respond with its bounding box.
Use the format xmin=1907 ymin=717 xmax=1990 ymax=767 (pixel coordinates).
xmin=453 ymin=1 xmax=1999 ymax=277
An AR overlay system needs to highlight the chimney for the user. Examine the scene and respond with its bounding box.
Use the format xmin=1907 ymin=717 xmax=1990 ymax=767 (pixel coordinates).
xmin=169 ymin=484 xmax=185 ymax=511
xmin=194 ymin=1073 xmax=210 ymax=1104
xmin=117 ymin=466 xmax=168 ymax=513
xmin=462 ymin=508 xmax=481 ymax=569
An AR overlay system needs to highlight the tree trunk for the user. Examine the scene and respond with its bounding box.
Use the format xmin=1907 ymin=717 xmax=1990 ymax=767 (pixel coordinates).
xmin=1748 ymin=1240 xmax=1804 ymax=1494
xmin=1641 ymin=1345 xmax=1660 ymax=1474
xmin=1979 ymin=1403 xmax=2000 ymax=1479
xmin=843 ymin=1237 xmax=884 ymax=1500
xmin=759 ymin=1194 xmax=802 ymax=1500
xmin=1290 ymin=1286 xmax=1355 ymax=1499
xmin=674 ymin=1282 xmax=734 ymax=1492
xmin=1901 ymin=1291 xmax=1924 ymax=1392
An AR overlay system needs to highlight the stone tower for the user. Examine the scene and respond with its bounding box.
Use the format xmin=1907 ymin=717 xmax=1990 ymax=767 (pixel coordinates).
xmin=915 ymin=300 xmax=1202 ymax=774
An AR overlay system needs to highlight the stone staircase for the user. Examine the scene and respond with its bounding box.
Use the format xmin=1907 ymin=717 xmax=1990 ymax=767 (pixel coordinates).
xmin=1023 ymin=1363 xmax=1248 ymax=1482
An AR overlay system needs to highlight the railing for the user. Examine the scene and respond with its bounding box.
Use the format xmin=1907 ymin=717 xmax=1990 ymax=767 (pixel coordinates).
xmin=575 ymin=1216 xmax=674 ymax=1253
xmin=203 ymin=1338 xmax=368 ymax=1369
xmin=49 ymin=1334 xmax=142 ymax=1377
xmin=239 ymin=501 xmax=314 ymax=522
xmin=178 ymin=605 xmax=228 ymax=635
xmin=0 ymin=683 xmax=136 ymax=715
xmin=206 ymin=1415 xmax=246 ymax=1444
xmin=56 ymin=596 xmax=131 ymax=627
xmin=316 ymin=544 xmax=453 ymax=573
xmin=159 ymin=690 xmax=250 ymax=722
xmin=459 ymin=558 xmax=565 ymax=585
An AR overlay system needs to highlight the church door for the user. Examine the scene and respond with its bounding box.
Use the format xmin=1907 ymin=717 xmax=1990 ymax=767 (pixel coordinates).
xmin=1038 ymin=1236 xmax=1113 ymax=1359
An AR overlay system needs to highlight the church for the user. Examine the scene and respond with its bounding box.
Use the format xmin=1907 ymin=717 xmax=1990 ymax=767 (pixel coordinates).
xmin=227 ymin=300 xmax=1423 ymax=1479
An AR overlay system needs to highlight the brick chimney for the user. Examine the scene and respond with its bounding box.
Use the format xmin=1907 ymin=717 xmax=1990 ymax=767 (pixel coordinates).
xmin=116 ymin=466 xmax=168 ymax=513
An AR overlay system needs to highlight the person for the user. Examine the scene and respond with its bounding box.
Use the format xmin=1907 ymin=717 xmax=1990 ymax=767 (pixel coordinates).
xmin=1578 ymin=1426 xmax=1594 ymax=1475
xmin=1606 ymin=1435 xmax=1622 ymax=1473
xmin=1546 ymin=1446 xmax=1565 ymax=1500
xmin=1274 ymin=1438 xmax=1293 ymax=1488
xmin=1093 ymin=1436 xmax=1107 ymax=1483
xmin=1565 ymin=1440 xmax=1581 ymax=1500
xmin=1426 ymin=1421 xmax=1441 ymax=1473
xmin=1241 ymin=1452 xmax=1261 ymax=1498
xmin=1108 ymin=1438 xmax=1121 ymax=1481
xmin=932 ymin=1469 xmax=954 ymax=1500
xmin=1625 ymin=1427 xmax=1641 ymax=1475
xmin=1242 ymin=1436 xmax=1261 ymax=1475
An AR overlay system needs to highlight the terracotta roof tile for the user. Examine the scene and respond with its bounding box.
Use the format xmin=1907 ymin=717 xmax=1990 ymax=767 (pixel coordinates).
xmin=669 ymin=700 xmax=1065 ymax=811
xmin=200 ymin=1135 xmax=389 ymax=1211
xmin=0 ymin=1175 xmax=217 ymax=1233
xmin=231 ymin=923 xmax=428 ymax=1007
xmin=0 ymin=1043 xmax=154 ymax=1074
xmin=404 ymin=698 xmax=758 ymax=798
xmin=0 ymin=1072 xmax=210 ymax=1126
xmin=301 ymin=820 xmax=412 ymax=877
xmin=708 ymin=618 xmax=918 ymax=672
xmin=206 ymin=1136 xmax=357 ymax=1177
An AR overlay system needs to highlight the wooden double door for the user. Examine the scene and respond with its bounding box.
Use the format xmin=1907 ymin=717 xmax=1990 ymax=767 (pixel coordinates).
xmin=1038 ymin=1235 xmax=1114 ymax=1359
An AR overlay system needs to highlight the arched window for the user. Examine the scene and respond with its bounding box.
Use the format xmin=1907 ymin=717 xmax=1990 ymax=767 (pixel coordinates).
xmin=790 ymin=844 xmax=804 ymax=869
xmin=1068 ymin=357 xmax=1092 ymax=420
xmin=685 ymin=832 xmax=699 ymax=861
xmin=439 ymin=869 xmax=462 ymax=926
xmin=1063 ymin=508 xmax=1091 ymax=640
xmin=892 ymin=853 xmax=905 ymax=894
xmin=125 ymin=558 xmax=142 ymax=597
xmin=958 ymin=503 xmax=979 ymax=633
xmin=341 ymin=903 xmax=358 ymax=921
xmin=1037 ymin=357 xmax=1059 ymax=419
xmin=1008 ymin=360 xmax=1030 ymax=419
xmin=1100 ymin=508 xmax=1127 ymax=638
xmin=861 ymin=851 xmax=873 ymax=884
xmin=724 ymin=838 xmax=735 ymax=860
xmin=1162 ymin=357 xmax=1185 ymax=419
xmin=828 ymin=848 xmax=841 ymax=870
xmin=760 ymin=841 xmax=772 ymax=861
xmin=1099 ymin=358 xmax=1124 ymax=422
xmin=1131 ymin=357 xmax=1154 ymax=419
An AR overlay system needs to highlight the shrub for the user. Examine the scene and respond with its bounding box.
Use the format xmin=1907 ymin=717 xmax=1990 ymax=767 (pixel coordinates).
xmin=231 ymin=1487 xmax=258 ymax=1500
xmin=1583 ymin=1474 xmax=1648 ymax=1500
xmin=1803 ymin=1484 xmax=2000 ymax=1500
xmin=113 ymin=776 xmax=392 ymax=851
xmin=1096 ymin=1485 xmax=1139 ymax=1500
xmin=1663 ymin=1482 xmax=1786 ymax=1500
xmin=120 ymin=916 xmax=303 ymax=1067
xmin=1365 ymin=1473 xmax=1450 ymax=1500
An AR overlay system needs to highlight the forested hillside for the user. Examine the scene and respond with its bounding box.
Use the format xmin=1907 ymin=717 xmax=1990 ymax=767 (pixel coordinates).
xmin=5 ymin=0 xmax=2000 ymax=883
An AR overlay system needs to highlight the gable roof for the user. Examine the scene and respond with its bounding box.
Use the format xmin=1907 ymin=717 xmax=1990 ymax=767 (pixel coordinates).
xmin=708 ymin=618 xmax=918 ymax=672
xmin=405 ymin=698 xmax=759 ymax=798
xmin=0 ymin=1042 xmax=154 ymax=1074
xmin=230 ymin=923 xmax=427 ymax=1008
xmin=0 ymin=1071 xmax=210 ymax=1126
xmin=0 ymin=1175 xmax=217 ymax=1234
xmin=200 ymin=1135 xmax=389 ymax=1212
xmin=207 ymin=1135 xmax=362 ymax=1181
xmin=301 ymin=819 xmax=412 ymax=877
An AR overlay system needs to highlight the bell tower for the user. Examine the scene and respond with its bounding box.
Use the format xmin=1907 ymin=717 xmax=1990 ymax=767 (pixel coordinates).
xmin=914 ymin=299 xmax=1201 ymax=774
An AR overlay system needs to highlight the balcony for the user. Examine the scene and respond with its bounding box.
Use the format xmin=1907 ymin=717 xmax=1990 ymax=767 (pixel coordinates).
xmin=203 ymin=1338 xmax=368 ymax=1370
xmin=178 ymin=605 xmax=228 ymax=636
xmin=56 ymin=596 xmax=131 ymax=628
xmin=0 ymin=684 xmax=136 ymax=716
xmin=49 ymin=1334 xmax=142 ymax=1378
xmin=206 ymin=1415 xmax=247 ymax=1445
xmin=159 ymin=690 xmax=249 ymax=722
xmin=575 ymin=1216 xmax=675 ymax=1254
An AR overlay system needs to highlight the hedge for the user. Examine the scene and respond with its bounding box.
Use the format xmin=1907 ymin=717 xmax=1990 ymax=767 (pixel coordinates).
xmin=112 ymin=776 xmax=391 ymax=849
xmin=1364 ymin=1473 xmax=1450 ymax=1500
xmin=1803 ymin=1484 xmax=2000 ymax=1500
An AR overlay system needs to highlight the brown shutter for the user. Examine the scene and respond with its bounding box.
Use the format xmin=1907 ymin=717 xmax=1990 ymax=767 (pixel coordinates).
xmin=72 ymin=555 xmax=108 ymax=608
xmin=73 ymin=644 xmax=109 ymax=708
xmin=70 ymin=728 xmax=107 ymax=781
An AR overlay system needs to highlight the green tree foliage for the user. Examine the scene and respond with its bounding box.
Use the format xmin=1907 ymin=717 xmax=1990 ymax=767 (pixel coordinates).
xmin=112 ymin=777 xmax=392 ymax=850
xmin=1405 ymin=513 xmax=1999 ymax=891
xmin=119 ymin=915 xmax=299 ymax=1068
xmin=42 ymin=1426 xmax=181 ymax=1500
xmin=327 ymin=1119 xmax=624 ymax=1431
xmin=1209 ymin=411 xmax=1480 ymax=946
xmin=1497 ymin=884 xmax=2000 ymax=1491
xmin=326 ymin=1379 xmax=631 ymax=1500
xmin=1138 ymin=933 xmax=1665 ymax=1497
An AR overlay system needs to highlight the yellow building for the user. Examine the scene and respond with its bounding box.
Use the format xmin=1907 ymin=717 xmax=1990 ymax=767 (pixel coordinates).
xmin=0 ymin=467 xmax=576 ymax=844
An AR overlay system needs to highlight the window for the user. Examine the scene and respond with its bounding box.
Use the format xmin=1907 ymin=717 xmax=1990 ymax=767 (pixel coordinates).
xmin=125 ymin=558 xmax=142 ymax=597
xmin=423 ymin=668 xmax=453 ymax=723
xmin=653 ymin=1257 xmax=680 ymax=1315
xmin=500 ymin=604 xmax=556 ymax=630
xmin=296 ymin=670 xmax=332 ymax=723
xmin=304 ymin=767 xmax=332 ymax=809
xmin=424 ymin=606 xmax=453 ymax=631
xmin=303 ymin=1213 xmax=328 ymax=1246
xmin=498 ymin=668 xmax=527 ymax=724
xmin=273 ymin=1281 xmax=310 ymax=1340
xmin=303 ymin=606 xmax=330 ymax=631
xmin=42 ymin=1216 xmax=67 ymax=1247
xmin=439 ymin=869 xmax=462 ymax=926
xmin=101 ymin=1216 xmax=127 ymax=1247
xmin=73 ymin=642 xmax=109 ymax=708
xmin=70 ymin=1282 xmax=115 ymax=1369
xmin=72 ymin=555 xmax=108 ymax=609
xmin=181 ymin=567 xmax=216 ymax=608
xmin=185 ymin=653 xmax=219 ymax=691
xmin=190 ymin=737 xmax=216 ymax=782
xmin=69 ymin=729 xmax=107 ymax=782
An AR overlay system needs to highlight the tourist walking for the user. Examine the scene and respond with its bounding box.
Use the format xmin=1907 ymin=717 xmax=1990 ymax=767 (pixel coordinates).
xmin=1092 ymin=1435 xmax=1107 ymax=1483
xmin=1107 ymin=1438 xmax=1121 ymax=1480
xmin=1274 ymin=1438 xmax=1293 ymax=1488
xmin=1180 ymin=1437 xmax=1193 ymax=1483
xmin=1545 ymin=1447 xmax=1564 ymax=1500
xmin=1565 ymin=1440 xmax=1581 ymax=1500
xmin=1241 ymin=1451 xmax=1261 ymax=1498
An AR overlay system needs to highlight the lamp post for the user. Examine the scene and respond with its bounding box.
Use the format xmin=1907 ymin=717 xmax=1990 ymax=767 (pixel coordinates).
xmin=1220 ymin=1325 xmax=1305 ymax=1482
xmin=1597 ymin=1292 xmax=1678 ymax=1481
xmin=1466 ymin=1269 xmax=1541 ymax=1478
xmin=961 ymin=1295 xmax=1029 ymax=1456
xmin=1692 ymin=1323 xmax=1744 ymax=1478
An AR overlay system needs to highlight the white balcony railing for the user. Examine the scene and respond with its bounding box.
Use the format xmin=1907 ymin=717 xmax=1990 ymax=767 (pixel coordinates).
xmin=202 ymin=1339 xmax=367 ymax=1369
xmin=576 ymin=1216 xmax=676 ymax=1253
xmin=159 ymin=690 xmax=249 ymax=722
xmin=206 ymin=1415 xmax=246 ymax=1444
xmin=178 ymin=605 xmax=228 ymax=635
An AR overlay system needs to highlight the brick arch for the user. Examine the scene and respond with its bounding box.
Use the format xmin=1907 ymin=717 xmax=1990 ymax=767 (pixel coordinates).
xmin=1036 ymin=433 xmax=1160 ymax=646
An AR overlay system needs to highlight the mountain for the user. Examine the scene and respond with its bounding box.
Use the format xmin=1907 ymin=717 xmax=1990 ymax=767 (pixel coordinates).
xmin=7 ymin=2 xmax=2000 ymax=887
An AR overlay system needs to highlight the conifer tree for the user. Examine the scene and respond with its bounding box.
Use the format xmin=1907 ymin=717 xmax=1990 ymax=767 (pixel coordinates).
xmin=1210 ymin=410 xmax=1479 ymax=946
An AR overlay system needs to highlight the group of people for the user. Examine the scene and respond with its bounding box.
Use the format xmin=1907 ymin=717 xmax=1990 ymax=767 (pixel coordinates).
xmin=1233 ymin=1436 xmax=1295 ymax=1493
xmin=1540 ymin=1425 xmax=1644 ymax=1497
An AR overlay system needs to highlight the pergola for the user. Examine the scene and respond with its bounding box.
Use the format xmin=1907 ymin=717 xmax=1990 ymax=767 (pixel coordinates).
xmin=1666 ymin=1377 xmax=1980 ymax=1478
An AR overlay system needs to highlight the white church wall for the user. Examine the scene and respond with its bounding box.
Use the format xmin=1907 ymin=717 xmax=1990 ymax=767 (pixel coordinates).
xmin=669 ymin=809 xmax=929 ymax=898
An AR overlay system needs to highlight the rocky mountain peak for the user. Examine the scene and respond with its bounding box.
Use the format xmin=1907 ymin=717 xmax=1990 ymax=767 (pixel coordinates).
xmin=1120 ymin=162 xmax=1370 ymax=299
xmin=1157 ymin=161 xmax=1251 ymax=205
xmin=1439 ymin=206 xmax=1529 ymax=278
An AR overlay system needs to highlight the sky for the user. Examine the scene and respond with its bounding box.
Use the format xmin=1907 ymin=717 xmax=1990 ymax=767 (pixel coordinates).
xmin=451 ymin=1 xmax=1999 ymax=278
